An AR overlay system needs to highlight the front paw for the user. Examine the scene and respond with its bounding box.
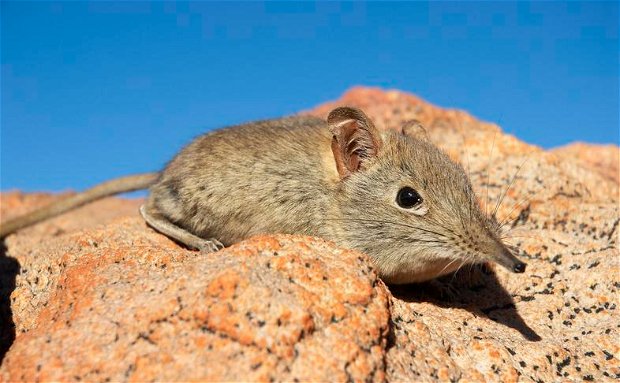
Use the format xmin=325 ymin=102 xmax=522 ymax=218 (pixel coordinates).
xmin=198 ymin=238 xmax=225 ymax=254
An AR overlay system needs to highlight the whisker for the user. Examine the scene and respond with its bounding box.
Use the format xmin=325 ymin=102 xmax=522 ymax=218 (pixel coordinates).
xmin=503 ymin=231 xmax=533 ymax=238
xmin=438 ymin=257 xmax=460 ymax=276
xmin=402 ymin=238 xmax=446 ymax=245
xmin=501 ymin=234 xmax=538 ymax=242
xmin=456 ymin=114 xmax=473 ymax=182
xmin=497 ymin=194 xmax=536 ymax=229
xmin=501 ymin=232 xmax=537 ymax=238
xmin=493 ymin=155 xmax=532 ymax=217
xmin=323 ymin=217 xmax=453 ymax=239
xmin=450 ymin=259 xmax=467 ymax=283
xmin=485 ymin=132 xmax=498 ymax=216
xmin=467 ymin=260 xmax=475 ymax=276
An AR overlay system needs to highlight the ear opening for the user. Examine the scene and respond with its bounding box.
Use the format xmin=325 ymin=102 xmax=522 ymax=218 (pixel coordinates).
xmin=327 ymin=107 xmax=382 ymax=179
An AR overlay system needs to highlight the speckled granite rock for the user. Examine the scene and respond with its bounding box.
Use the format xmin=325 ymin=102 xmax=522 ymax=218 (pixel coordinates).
xmin=309 ymin=87 xmax=619 ymax=382
xmin=1 ymin=230 xmax=389 ymax=381
xmin=1 ymin=87 xmax=618 ymax=381
xmin=0 ymin=193 xmax=143 ymax=362
xmin=551 ymin=142 xmax=619 ymax=184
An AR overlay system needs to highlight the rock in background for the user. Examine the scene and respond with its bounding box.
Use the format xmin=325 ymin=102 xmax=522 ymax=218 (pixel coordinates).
xmin=1 ymin=87 xmax=618 ymax=382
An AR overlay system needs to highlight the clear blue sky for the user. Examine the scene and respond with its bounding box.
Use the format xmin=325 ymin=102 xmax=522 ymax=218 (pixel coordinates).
xmin=2 ymin=1 xmax=618 ymax=192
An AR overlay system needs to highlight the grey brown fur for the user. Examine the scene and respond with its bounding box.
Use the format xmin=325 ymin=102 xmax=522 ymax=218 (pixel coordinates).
xmin=0 ymin=107 xmax=525 ymax=284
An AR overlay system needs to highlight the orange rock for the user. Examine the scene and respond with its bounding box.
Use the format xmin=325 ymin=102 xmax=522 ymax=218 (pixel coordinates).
xmin=551 ymin=142 xmax=619 ymax=184
xmin=1 ymin=86 xmax=618 ymax=381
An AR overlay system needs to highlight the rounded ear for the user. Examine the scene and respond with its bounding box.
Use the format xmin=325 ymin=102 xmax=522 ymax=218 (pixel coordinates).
xmin=327 ymin=107 xmax=382 ymax=179
xmin=401 ymin=119 xmax=429 ymax=141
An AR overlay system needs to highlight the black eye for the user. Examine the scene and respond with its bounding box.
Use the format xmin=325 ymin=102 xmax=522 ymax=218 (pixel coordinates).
xmin=396 ymin=187 xmax=423 ymax=208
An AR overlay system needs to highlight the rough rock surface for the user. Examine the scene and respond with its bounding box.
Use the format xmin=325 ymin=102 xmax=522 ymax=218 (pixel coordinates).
xmin=551 ymin=142 xmax=619 ymax=184
xmin=1 ymin=87 xmax=618 ymax=381
xmin=1 ymin=229 xmax=389 ymax=382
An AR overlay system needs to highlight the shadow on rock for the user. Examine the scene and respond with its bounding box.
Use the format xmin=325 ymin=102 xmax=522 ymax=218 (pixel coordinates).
xmin=0 ymin=241 xmax=20 ymax=364
xmin=389 ymin=264 xmax=541 ymax=342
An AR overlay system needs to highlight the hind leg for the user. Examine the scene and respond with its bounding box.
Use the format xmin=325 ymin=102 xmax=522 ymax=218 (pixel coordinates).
xmin=139 ymin=205 xmax=224 ymax=253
